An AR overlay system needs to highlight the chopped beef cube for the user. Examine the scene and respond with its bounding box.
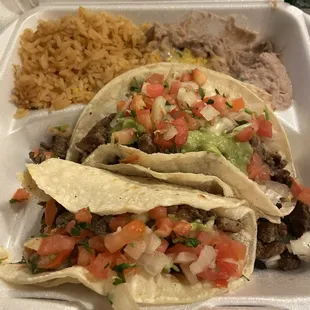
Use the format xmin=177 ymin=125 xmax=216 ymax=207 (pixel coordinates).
xmin=55 ymin=212 xmax=75 ymax=228
xmin=256 ymin=240 xmax=286 ymax=259
xmin=284 ymin=201 xmax=310 ymax=238
xmin=254 ymin=259 xmax=267 ymax=270
xmin=90 ymin=214 xmax=112 ymax=235
xmin=216 ymin=218 xmax=243 ymax=233
xmin=137 ymin=134 xmax=158 ymax=154
xmin=271 ymin=169 xmax=291 ymax=185
xmin=176 ymin=205 xmax=203 ymax=222
xmin=263 ymin=152 xmax=287 ymax=171
xmin=75 ymin=113 xmax=116 ymax=157
xmin=257 ymin=220 xmax=287 ymax=243
xmin=278 ymin=250 xmax=301 ymax=271
xmin=198 ymin=209 xmax=215 ymax=224
xmin=50 ymin=136 xmax=69 ymax=159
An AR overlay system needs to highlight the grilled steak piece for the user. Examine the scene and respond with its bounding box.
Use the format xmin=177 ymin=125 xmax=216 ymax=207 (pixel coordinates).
xmin=138 ymin=133 xmax=158 ymax=154
xmin=215 ymin=217 xmax=243 ymax=233
xmin=256 ymin=240 xmax=286 ymax=259
xmin=257 ymin=220 xmax=287 ymax=244
xmin=278 ymin=250 xmax=301 ymax=271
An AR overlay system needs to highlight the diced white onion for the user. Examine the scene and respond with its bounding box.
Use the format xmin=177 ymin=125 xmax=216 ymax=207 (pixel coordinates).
xmin=200 ymin=105 xmax=220 ymax=121
xmin=131 ymin=213 xmax=149 ymax=223
xmin=141 ymin=82 xmax=149 ymax=96
xmin=124 ymin=240 xmax=147 ymax=260
xmin=163 ymin=126 xmax=178 ymax=141
xmin=262 ymin=255 xmax=281 ymax=269
xmin=290 ymin=232 xmax=310 ymax=262
xmin=138 ymin=251 xmax=170 ymax=276
xmin=209 ymin=117 xmax=236 ymax=135
xmin=177 ymin=88 xmax=197 ymax=107
xmin=0 ymin=246 xmax=8 ymax=261
xmin=151 ymin=96 xmax=167 ymax=124
xmin=144 ymin=233 xmax=162 ymax=254
xmin=189 ymin=245 xmax=217 ymax=275
xmin=24 ymin=237 xmax=42 ymax=251
xmin=180 ymin=264 xmax=199 ymax=285
xmin=111 ymin=284 xmax=139 ymax=310
xmin=265 ymin=181 xmax=290 ymax=200
xmin=174 ymin=252 xmax=197 ymax=264
xmin=180 ymin=81 xmax=199 ymax=90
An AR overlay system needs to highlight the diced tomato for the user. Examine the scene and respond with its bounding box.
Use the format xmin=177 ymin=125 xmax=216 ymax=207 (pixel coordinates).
xmin=291 ymin=178 xmax=303 ymax=198
xmin=77 ymin=245 xmax=95 ymax=266
xmin=193 ymin=101 xmax=206 ymax=117
xmin=247 ymin=152 xmax=270 ymax=181
xmin=113 ymin=128 xmax=136 ymax=145
xmin=148 ymin=206 xmax=167 ymax=220
xmin=38 ymin=235 xmax=76 ymax=256
xmin=192 ymin=68 xmax=207 ymax=86
xmin=65 ymin=220 xmax=76 ymax=235
xmin=197 ymin=231 xmax=214 ymax=246
xmin=180 ymin=72 xmax=193 ymax=82
xmin=166 ymin=243 xmax=202 ymax=256
xmin=172 ymin=117 xmax=189 ymax=146
xmin=231 ymin=97 xmax=245 ymax=112
xmin=11 ymin=188 xmax=29 ymax=202
xmin=213 ymin=279 xmax=229 ymax=288
xmin=156 ymin=239 xmax=169 ymax=253
xmin=104 ymin=220 xmax=145 ymax=253
xmin=120 ymin=155 xmax=140 ymax=164
xmin=235 ymin=127 xmax=255 ymax=142
xmin=173 ymin=220 xmax=192 ymax=236
xmin=38 ymin=249 xmax=71 ymax=269
xmin=298 ymin=187 xmax=310 ymax=205
xmin=50 ymin=227 xmax=67 ymax=236
xmin=155 ymin=217 xmax=173 ymax=237
xmin=45 ymin=200 xmax=58 ymax=227
xmin=155 ymin=120 xmax=171 ymax=131
xmin=170 ymin=81 xmax=181 ymax=94
xmin=198 ymin=267 xmax=230 ymax=281
xmin=257 ymin=114 xmax=273 ymax=138
xmin=75 ymin=208 xmax=92 ymax=224
xmin=144 ymin=96 xmax=154 ymax=109
xmin=136 ymin=109 xmax=153 ymax=132
xmin=146 ymin=73 xmax=165 ymax=85
xmin=109 ymin=214 xmax=132 ymax=232
xmin=146 ymin=83 xmax=165 ymax=98
xmin=117 ymin=100 xmax=126 ymax=113
xmin=184 ymin=113 xmax=200 ymax=130
xmin=131 ymin=94 xmax=146 ymax=111
xmin=87 ymin=252 xmax=113 ymax=279
xmin=211 ymin=94 xmax=228 ymax=115
xmin=154 ymin=133 xmax=174 ymax=150
xmin=89 ymin=235 xmax=107 ymax=252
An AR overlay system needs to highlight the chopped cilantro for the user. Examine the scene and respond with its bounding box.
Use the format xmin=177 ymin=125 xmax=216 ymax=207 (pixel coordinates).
xmin=225 ymin=101 xmax=233 ymax=108
xmin=207 ymin=99 xmax=214 ymax=105
xmin=172 ymin=237 xmax=200 ymax=248
xmin=129 ymin=242 xmax=135 ymax=248
xmin=176 ymin=50 xmax=183 ymax=57
xmin=242 ymin=274 xmax=250 ymax=281
xmin=78 ymin=240 xmax=93 ymax=253
xmin=71 ymin=222 xmax=91 ymax=236
xmin=130 ymin=110 xmax=136 ymax=118
xmin=112 ymin=263 xmax=136 ymax=285
xmin=199 ymin=87 xmax=205 ymax=100
xmin=171 ymin=264 xmax=180 ymax=272
xmin=215 ymin=89 xmax=220 ymax=95
xmin=9 ymin=198 xmax=17 ymax=204
xmin=163 ymin=81 xmax=169 ymax=88
xmin=244 ymin=108 xmax=253 ymax=115
xmin=287 ymin=179 xmax=293 ymax=188
xmin=129 ymin=78 xmax=142 ymax=93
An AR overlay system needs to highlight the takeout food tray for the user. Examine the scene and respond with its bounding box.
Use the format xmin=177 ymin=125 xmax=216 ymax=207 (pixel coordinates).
xmin=1 ymin=1 xmax=310 ymax=309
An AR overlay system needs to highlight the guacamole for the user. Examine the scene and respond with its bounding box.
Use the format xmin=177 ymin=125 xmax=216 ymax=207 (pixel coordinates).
xmin=181 ymin=130 xmax=253 ymax=173
xmin=112 ymin=117 xmax=145 ymax=135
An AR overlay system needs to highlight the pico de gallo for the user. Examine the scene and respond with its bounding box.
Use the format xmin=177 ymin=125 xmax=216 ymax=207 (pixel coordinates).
xmin=75 ymin=68 xmax=310 ymax=207
xmin=22 ymin=201 xmax=247 ymax=289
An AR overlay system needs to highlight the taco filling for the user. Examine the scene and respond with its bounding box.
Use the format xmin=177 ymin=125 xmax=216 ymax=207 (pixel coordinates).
xmin=24 ymin=202 xmax=246 ymax=289
xmin=73 ymin=68 xmax=310 ymax=209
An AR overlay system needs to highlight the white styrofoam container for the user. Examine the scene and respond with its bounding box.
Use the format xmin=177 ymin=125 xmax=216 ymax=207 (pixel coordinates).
xmin=0 ymin=1 xmax=310 ymax=309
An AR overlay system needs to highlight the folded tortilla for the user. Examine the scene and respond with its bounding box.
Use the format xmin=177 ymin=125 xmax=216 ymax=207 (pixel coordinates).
xmin=64 ymin=62 xmax=296 ymax=221
xmin=0 ymin=158 xmax=256 ymax=304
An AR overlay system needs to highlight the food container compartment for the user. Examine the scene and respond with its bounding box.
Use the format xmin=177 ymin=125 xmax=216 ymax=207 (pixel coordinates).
xmin=0 ymin=1 xmax=310 ymax=309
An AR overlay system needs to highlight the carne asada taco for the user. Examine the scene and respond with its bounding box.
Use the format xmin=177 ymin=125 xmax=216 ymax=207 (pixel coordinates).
xmin=65 ymin=62 xmax=302 ymax=220
xmin=0 ymin=158 xmax=256 ymax=304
